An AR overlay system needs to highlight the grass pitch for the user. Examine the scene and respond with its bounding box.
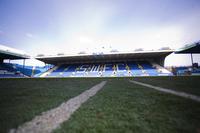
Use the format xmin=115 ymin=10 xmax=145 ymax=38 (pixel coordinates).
xmin=133 ymin=76 xmax=200 ymax=96
xmin=0 ymin=76 xmax=200 ymax=133
xmin=0 ymin=78 xmax=101 ymax=133
xmin=55 ymin=77 xmax=200 ymax=133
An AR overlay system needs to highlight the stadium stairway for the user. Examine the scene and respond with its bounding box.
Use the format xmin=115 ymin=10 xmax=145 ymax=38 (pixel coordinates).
xmin=139 ymin=61 xmax=159 ymax=76
xmin=151 ymin=63 xmax=173 ymax=76
xmin=40 ymin=65 xmax=60 ymax=77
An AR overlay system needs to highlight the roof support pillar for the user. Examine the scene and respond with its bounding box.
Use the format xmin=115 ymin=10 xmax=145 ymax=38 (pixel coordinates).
xmin=0 ymin=59 xmax=3 ymax=63
xmin=23 ymin=59 xmax=25 ymax=75
xmin=45 ymin=63 xmax=47 ymax=70
xmin=190 ymin=53 xmax=194 ymax=67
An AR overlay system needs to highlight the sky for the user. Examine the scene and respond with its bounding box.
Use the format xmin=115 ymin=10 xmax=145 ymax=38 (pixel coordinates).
xmin=0 ymin=0 xmax=200 ymax=66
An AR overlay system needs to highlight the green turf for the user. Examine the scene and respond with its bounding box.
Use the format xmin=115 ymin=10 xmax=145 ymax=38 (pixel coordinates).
xmin=132 ymin=76 xmax=200 ymax=96
xmin=54 ymin=78 xmax=200 ymax=133
xmin=1 ymin=76 xmax=200 ymax=133
xmin=0 ymin=78 xmax=101 ymax=133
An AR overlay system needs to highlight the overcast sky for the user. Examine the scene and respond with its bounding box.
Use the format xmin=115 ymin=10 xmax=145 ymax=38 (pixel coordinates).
xmin=0 ymin=0 xmax=200 ymax=66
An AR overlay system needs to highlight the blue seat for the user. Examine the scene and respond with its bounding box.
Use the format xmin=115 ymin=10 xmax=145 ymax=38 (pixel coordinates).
xmin=45 ymin=61 xmax=172 ymax=77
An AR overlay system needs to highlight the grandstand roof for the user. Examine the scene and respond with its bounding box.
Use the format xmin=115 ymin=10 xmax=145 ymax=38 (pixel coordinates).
xmin=36 ymin=50 xmax=174 ymax=65
xmin=0 ymin=45 xmax=30 ymax=59
xmin=175 ymin=42 xmax=200 ymax=54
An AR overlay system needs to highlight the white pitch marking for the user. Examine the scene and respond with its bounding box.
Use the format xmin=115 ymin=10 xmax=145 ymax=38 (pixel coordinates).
xmin=129 ymin=80 xmax=200 ymax=102
xmin=9 ymin=81 xmax=107 ymax=133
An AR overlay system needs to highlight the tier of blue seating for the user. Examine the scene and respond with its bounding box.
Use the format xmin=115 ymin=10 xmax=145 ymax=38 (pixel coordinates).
xmin=0 ymin=63 xmax=24 ymax=77
xmin=176 ymin=66 xmax=200 ymax=76
xmin=0 ymin=63 xmax=50 ymax=77
xmin=47 ymin=61 xmax=172 ymax=77
xmin=10 ymin=64 xmax=49 ymax=77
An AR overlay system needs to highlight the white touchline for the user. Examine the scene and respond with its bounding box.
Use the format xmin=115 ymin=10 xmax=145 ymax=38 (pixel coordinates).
xmin=129 ymin=80 xmax=200 ymax=103
xmin=9 ymin=81 xmax=107 ymax=133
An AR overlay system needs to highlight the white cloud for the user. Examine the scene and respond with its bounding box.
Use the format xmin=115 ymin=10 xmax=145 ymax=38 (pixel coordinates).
xmin=79 ymin=36 xmax=94 ymax=44
xmin=26 ymin=33 xmax=34 ymax=38
xmin=76 ymin=25 xmax=184 ymax=52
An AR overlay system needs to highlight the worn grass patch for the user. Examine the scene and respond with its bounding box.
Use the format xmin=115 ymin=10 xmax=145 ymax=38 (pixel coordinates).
xmin=54 ymin=78 xmax=200 ymax=133
xmin=0 ymin=78 xmax=102 ymax=133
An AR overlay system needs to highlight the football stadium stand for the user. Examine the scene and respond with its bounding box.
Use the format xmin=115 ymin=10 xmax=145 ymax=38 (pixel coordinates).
xmin=0 ymin=63 xmax=23 ymax=77
xmin=175 ymin=41 xmax=200 ymax=75
xmin=2 ymin=42 xmax=200 ymax=77
xmin=174 ymin=66 xmax=200 ymax=76
xmin=10 ymin=63 xmax=50 ymax=77
xmin=0 ymin=63 xmax=50 ymax=77
xmin=36 ymin=50 xmax=173 ymax=77
xmin=0 ymin=45 xmax=51 ymax=77
xmin=43 ymin=61 xmax=172 ymax=77
xmin=0 ymin=45 xmax=30 ymax=77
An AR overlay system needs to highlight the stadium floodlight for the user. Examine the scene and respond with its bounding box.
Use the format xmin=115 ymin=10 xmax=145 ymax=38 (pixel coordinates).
xmin=78 ymin=51 xmax=86 ymax=54
xmin=57 ymin=53 xmax=64 ymax=56
xmin=110 ymin=49 xmax=119 ymax=53
xmin=159 ymin=47 xmax=171 ymax=50
xmin=134 ymin=48 xmax=143 ymax=51
xmin=37 ymin=54 xmax=45 ymax=57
